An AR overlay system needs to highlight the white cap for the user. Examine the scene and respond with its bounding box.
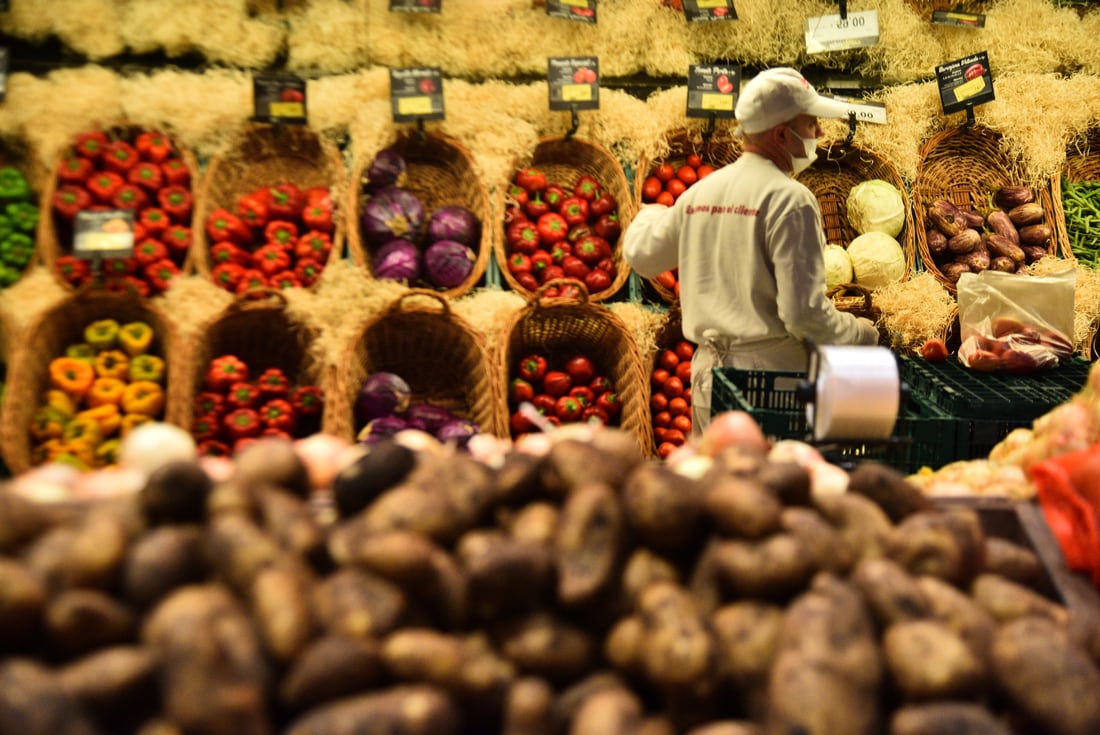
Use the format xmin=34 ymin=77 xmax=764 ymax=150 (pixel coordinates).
xmin=734 ymin=67 xmax=850 ymax=135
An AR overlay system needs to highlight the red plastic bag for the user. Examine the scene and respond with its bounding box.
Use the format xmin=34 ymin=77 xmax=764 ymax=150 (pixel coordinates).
xmin=1029 ymin=443 xmax=1100 ymax=587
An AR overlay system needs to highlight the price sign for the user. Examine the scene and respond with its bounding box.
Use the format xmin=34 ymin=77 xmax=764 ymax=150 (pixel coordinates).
xmin=686 ymin=64 xmax=739 ymax=119
xmin=683 ymin=0 xmax=736 ymax=23
xmin=390 ymin=67 xmax=445 ymax=123
xmin=74 ymin=210 xmax=135 ymax=260
xmin=548 ymin=57 xmax=599 ymax=111
xmin=935 ymin=51 xmax=994 ymax=115
xmin=819 ymin=92 xmax=888 ymax=125
xmin=253 ymin=74 xmax=307 ymax=124
xmin=804 ymin=10 xmax=880 ymax=54
xmin=931 ymin=10 xmax=985 ymax=28
xmin=390 ymin=0 xmax=441 ymax=12
xmin=0 ymin=48 xmax=7 ymax=103
xmin=546 ymin=0 xmax=596 ymax=23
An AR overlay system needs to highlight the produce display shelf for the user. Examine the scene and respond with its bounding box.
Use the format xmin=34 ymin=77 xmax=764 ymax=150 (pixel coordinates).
xmin=711 ymin=367 xmax=958 ymax=474
xmin=898 ymin=355 xmax=1091 ymax=421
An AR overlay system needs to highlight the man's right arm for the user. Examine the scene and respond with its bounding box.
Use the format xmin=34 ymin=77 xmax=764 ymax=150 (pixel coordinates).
xmin=622 ymin=204 xmax=680 ymax=278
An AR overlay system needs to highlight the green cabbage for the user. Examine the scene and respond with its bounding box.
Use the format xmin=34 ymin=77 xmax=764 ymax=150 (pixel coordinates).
xmin=847 ymin=179 xmax=905 ymax=238
xmin=823 ymin=243 xmax=853 ymax=291
xmin=847 ymin=231 xmax=906 ymax=289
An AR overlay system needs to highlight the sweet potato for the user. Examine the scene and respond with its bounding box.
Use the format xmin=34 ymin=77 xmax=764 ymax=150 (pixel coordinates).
xmin=57 ymin=645 xmax=157 ymax=722
xmin=284 ymin=684 xmax=460 ymax=735
xmin=0 ymin=658 xmax=100 ymax=735
xmin=890 ymin=702 xmax=1011 ymax=735
xmin=45 ymin=588 xmax=136 ymax=657
xmin=122 ymin=524 xmax=205 ymax=609
xmin=885 ymin=508 xmax=986 ymax=585
xmin=251 ymin=561 xmax=315 ymax=663
xmin=312 ymin=567 xmax=407 ymax=639
xmin=621 ymin=463 xmax=705 ymax=552
xmin=0 ymin=557 xmax=46 ymax=648
xmin=703 ymin=475 xmax=783 ymax=539
xmin=555 ymin=481 xmax=624 ymax=607
xmin=279 ymin=635 xmax=385 ymax=712
xmin=851 ymin=557 xmax=931 ymax=627
xmin=883 ymin=620 xmax=986 ymax=700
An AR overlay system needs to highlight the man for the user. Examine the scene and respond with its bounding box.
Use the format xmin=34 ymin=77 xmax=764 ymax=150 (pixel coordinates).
xmin=624 ymin=67 xmax=879 ymax=436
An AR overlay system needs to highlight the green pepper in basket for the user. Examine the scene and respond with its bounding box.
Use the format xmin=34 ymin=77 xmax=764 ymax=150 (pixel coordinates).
xmin=85 ymin=319 xmax=120 ymax=352
xmin=65 ymin=343 xmax=96 ymax=364
xmin=5 ymin=202 xmax=38 ymax=233
xmin=0 ymin=214 xmax=12 ymax=243
xmin=0 ymin=264 xmax=20 ymax=288
xmin=129 ymin=354 xmax=165 ymax=384
xmin=0 ymin=167 xmax=30 ymax=202
xmin=2 ymin=232 xmax=34 ymax=270
xmin=119 ymin=321 xmax=154 ymax=357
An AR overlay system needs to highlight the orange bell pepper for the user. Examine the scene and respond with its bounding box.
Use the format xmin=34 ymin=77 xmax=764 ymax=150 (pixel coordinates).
xmin=76 ymin=404 xmax=122 ymax=438
xmin=121 ymin=380 xmax=164 ymax=417
xmin=93 ymin=349 xmax=130 ymax=380
xmin=120 ymin=413 xmax=153 ymax=436
xmin=86 ymin=377 xmax=127 ymax=408
xmin=49 ymin=357 xmax=95 ymax=398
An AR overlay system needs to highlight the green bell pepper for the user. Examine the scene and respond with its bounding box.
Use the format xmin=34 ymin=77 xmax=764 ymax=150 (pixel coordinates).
xmin=1 ymin=233 xmax=33 ymax=269
xmin=5 ymin=203 xmax=38 ymax=233
xmin=0 ymin=167 xmax=30 ymax=202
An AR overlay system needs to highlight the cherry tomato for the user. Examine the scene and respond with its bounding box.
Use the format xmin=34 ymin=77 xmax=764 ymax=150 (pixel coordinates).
xmin=655 ymin=162 xmax=675 ymax=183
xmin=654 ymin=426 xmax=668 ymax=442
xmin=656 ymin=191 xmax=675 ymax=207
xmin=668 ymin=396 xmax=689 ymax=416
xmin=697 ymin=164 xmax=716 ymax=179
xmin=651 ymin=392 xmax=669 ymax=413
xmin=642 ymin=176 xmax=662 ymax=203
xmin=666 ymin=179 xmax=687 ymax=200
xmin=664 ymin=428 xmax=686 ymax=446
xmin=658 ymin=349 xmax=680 ymax=372
xmin=676 ymin=165 xmax=698 ymax=186
xmin=675 ymin=360 xmax=692 ymax=386
xmin=653 ymin=410 xmax=672 ymax=428
xmin=651 ymin=368 xmax=670 ymax=388
xmin=657 ymin=441 xmax=677 ymax=459
xmin=671 ymin=414 xmax=693 ymax=435
xmin=686 ymin=153 xmax=703 ymax=168
xmin=662 ymin=376 xmax=685 ymax=399
xmin=674 ymin=340 xmax=695 ymax=362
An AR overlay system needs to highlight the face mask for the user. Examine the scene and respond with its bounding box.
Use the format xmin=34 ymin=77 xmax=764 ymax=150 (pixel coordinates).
xmin=785 ymin=126 xmax=818 ymax=175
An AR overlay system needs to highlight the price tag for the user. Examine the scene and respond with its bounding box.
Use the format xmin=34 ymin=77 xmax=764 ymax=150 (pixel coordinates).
xmin=546 ymin=0 xmax=596 ymax=22
xmin=935 ymin=51 xmax=994 ymax=115
xmin=390 ymin=0 xmax=441 ymax=12
xmin=74 ymin=210 xmax=135 ymax=260
xmin=390 ymin=67 xmax=445 ymax=123
xmin=819 ymin=92 xmax=888 ymax=125
xmin=804 ymin=10 xmax=880 ymax=54
xmin=686 ymin=64 xmax=739 ymax=119
xmin=253 ymin=74 xmax=307 ymax=124
xmin=931 ymin=10 xmax=985 ymax=28
xmin=683 ymin=0 xmax=736 ymax=22
xmin=548 ymin=57 xmax=599 ymax=111
xmin=0 ymin=48 xmax=7 ymax=103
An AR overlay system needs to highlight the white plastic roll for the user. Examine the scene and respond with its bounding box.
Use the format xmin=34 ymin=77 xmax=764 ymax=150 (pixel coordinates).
xmin=806 ymin=345 xmax=900 ymax=442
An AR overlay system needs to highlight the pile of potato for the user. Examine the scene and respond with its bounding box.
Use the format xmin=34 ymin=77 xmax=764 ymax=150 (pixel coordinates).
xmin=1 ymin=430 xmax=1099 ymax=735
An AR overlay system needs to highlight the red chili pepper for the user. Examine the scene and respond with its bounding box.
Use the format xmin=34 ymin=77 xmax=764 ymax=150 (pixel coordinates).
xmin=254 ymin=243 xmax=292 ymax=276
xmin=102 ymin=140 xmax=139 ymax=174
xmin=270 ymin=270 xmax=302 ymax=290
xmin=139 ymin=207 xmax=171 ymax=236
xmin=290 ymin=384 xmax=324 ymax=417
xmin=161 ymin=158 xmax=191 ymax=187
xmin=191 ymin=413 xmax=222 ymax=443
xmin=194 ymin=391 xmax=226 ymax=418
xmin=55 ymin=255 xmax=90 ymax=285
xmin=57 ymin=156 xmax=94 ymax=185
xmin=87 ymin=171 xmax=125 ymax=203
xmin=301 ymin=199 xmax=334 ymax=233
xmin=226 ymin=381 xmax=262 ymax=410
xmin=73 ymin=130 xmax=108 ymax=160
xmin=162 ymin=225 xmax=191 ymax=256
xmin=265 ymin=182 xmax=304 ymax=220
xmin=235 ymin=269 xmax=268 ymax=296
xmin=294 ymin=258 xmax=323 ymax=287
xmin=211 ymin=262 xmax=246 ymax=291
xmin=223 ymin=408 xmax=262 ymax=441
xmin=205 ymin=208 xmax=252 ymax=246
xmin=133 ymin=238 xmax=169 ymax=268
xmin=52 ymin=184 xmax=92 ymax=220
xmin=589 ymin=375 xmax=613 ymax=395
xmin=127 ymin=161 xmax=164 ymax=192
xmin=264 ymin=220 xmax=299 ymax=248
xmin=259 ymin=398 xmax=297 ymax=434
xmin=236 ymin=191 xmax=269 ymax=229
xmin=112 ymin=184 xmax=150 ymax=212
xmin=256 ymin=367 xmax=291 ymax=400
xmin=143 ymin=257 xmax=180 ymax=293
xmin=158 ymin=185 xmax=193 ymax=223
xmin=294 ymin=230 xmax=332 ymax=262
xmin=205 ymin=354 xmax=250 ymax=393
xmin=134 ymin=131 xmax=173 ymax=163
xmin=517 ymin=353 xmax=548 ymax=382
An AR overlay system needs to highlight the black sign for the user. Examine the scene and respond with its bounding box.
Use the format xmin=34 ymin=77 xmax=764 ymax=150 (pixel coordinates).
xmin=390 ymin=67 xmax=445 ymax=123
xmin=684 ymin=0 xmax=736 ymax=22
xmin=546 ymin=0 xmax=596 ymax=23
xmin=935 ymin=51 xmax=994 ymax=116
xmin=686 ymin=64 xmax=739 ymax=119
xmin=74 ymin=210 xmax=135 ymax=260
xmin=548 ymin=57 xmax=599 ymax=112
xmin=931 ymin=10 xmax=985 ymax=28
xmin=253 ymin=74 xmax=307 ymax=124
xmin=390 ymin=0 xmax=441 ymax=13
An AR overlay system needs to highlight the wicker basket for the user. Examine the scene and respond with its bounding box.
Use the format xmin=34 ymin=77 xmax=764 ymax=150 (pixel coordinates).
xmin=346 ymin=131 xmax=491 ymax=300
xmin=193 ymin=123 xmax=346 ymax=287
xmin=1052 ymin=127 xmax=1100 ymax=263
xmin=633 ymin=127 xmax=743 ymax=303
xmin=496 ymin=278 xmax=653 ymax=455
xmin=0 ymin=289 xmax=182 ymax=476
xmin=38 ymin=126 xmax=202 ymax=293
xmin=175 ymin=289 xmax=332 ymax=442
xmin=826 ymin=282 xmax=889 ymax=345
xmin=494 ymin=136 xmax=636 ymax=303
xmin=913 ymin=125 xmax=1063 ymax=295
xmin=331 ymin=289 xmax=507 ymax=443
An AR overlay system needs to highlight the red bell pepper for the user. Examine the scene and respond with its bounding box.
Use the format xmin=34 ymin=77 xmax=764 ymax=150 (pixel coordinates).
xmin=223 ymin=408 xmax=262 ymax=441
xmin=55 ymin=255 xmax=90 ymax=285
xmin=226 ymin=381 xmax=262 ymax=410
xmin=514 ymin=167 xmax=547 ymax=193
xmin=87 ymin=171 xmax=125 ymax=203
xmin=270 ymin=270 xmax=302 ymax=290
xmin=264 ymin=220 xmax=299 ymax=248
xmin=554 ymin=395 xmax=583 ymax=423
xmin=595 ymin=391 xmax=621 ymax=418
xmin=162 ymin=225 xmax=192 ymax=256
xmin=144 ymin=258 xmax=180 ymax=293
xmin=573 ymin=174 xmax=602 ymax=202
xmin=256 ymin=367 xmax=291 ymax=399
xmin=158 ymin=185 xmax=193 ymax=223
xmin=128 ymin=161 xmax=164 ymax=192
xmin=103 ymin=256 xmax=137 ymax=277
xmin=294 ymin=230 xmax=332 ymax=262
xmin=194 ymin=391 xmax=226 ymax=418
xmin=505 ymin=184 xmax=528 ymax=211
xmin=506 ymin=220 xmax=540 ymax=255
xmin=294 ymin=258 xmax=323 ymax=287
xmin=584 ymin=268 xmax=612 ymax=294
xmin=589 ymin=191 xmax=617 ymax=217
xmin=112 ymin=184 xmax=149 ymax=211
xmin=52 ymin=184 xmax=93 ymax=220
xmin=210 ymin=241 xmax=251 ymax=267
xmin=536 ymin=212 xmax=568 ymax=246
xmin=569 ymin=385 xmax=595 ymax=408
xmin=266 ymin=182 xmax=304 ymax=220
xmin=559 ymin=196 xmax=590 ymax=227
xmin=260 ymin=427 xmax=293 ymax=442
xmin=197 ymin=439 xmax=231 ymax=457
xmin=507 ymin=252 xmax=532 ymax=276
xmin=235 ymin=269 xmax=268 ymax=296
xmin=116 ymin=274 xmax=151 ymax=298
xmin=205 ymin=354 xmax=250 ymax=393
xmin=290 ymin=384 xmax=324 ymax=417
xmin=543 ymin=184 xmax=567 ymax=211
xmin=133 ymin=238 xmax=169 ymax=268
xmin=134 ymin=131 xmax=173 ymax=163
xmin=524 ymin=192 xmax=550 ymax=220
xmin=73 ymin=130 xmax=108 ymax=160
xmin=139 ymin=207 xmax=171 ymax=236
xmin=301 ymin=199 xmax=334 ymax=233
xmin=543 ymin=371 xmax=572 ymax=397
xmin=236 ymin=191 xmax=269 ymax=229
xmin=254 ymin=243 xmax=292 ymax=276
xmin=191 ymin=413 xmax=222 ymax=443
xmin=259 ymin=398 xmax=297 ymax=434
xmin=57 ymin=156 xmax=94 ymax=185
xmin=304 ymin=186 xmax=332 ymax=207
xmin=510 ymin=378 xmax=535 ymax=404
xmin=102 ymin=140 xmax=139 ymax=174
xmin=205 ymin=208 xmax=251 ymax=246
xmin=517 ymin=353 xmax=547 ymax=382
xmin=1030 ymin=447 xmax=1100 ymax=586
xmin=161 ymin=158 xmax=190 ymax=187
xmin=211 ymin=262 xmax=245 ymax=291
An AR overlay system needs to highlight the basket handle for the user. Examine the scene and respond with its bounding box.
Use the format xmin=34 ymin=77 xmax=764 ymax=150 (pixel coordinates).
xmin=826 ymin=282 xmax=873 ymax=311
xmin=389 ymin=288 xmax=452 ymax=317
xmin=531 ymin=278 xmax=589 ymax=307
xmin=228 ymin=287 xmax=288 ymax=312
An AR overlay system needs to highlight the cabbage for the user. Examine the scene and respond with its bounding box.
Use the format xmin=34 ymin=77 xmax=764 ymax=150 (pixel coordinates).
xmin=846 ymin=232 xmax=906 ymax=289
xmin=822 ymin=244 xmax=853 ymax=291
xmin=847 ymin=179 xmax=905 ymax=238
xmin=424 ymin=240 xmax=475 ymax=289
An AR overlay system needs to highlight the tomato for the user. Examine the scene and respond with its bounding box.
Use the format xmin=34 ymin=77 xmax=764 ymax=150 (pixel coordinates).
xmin=651 ymin=392 xmax=669 ymax=413
xmin=657 ymin=442 xmax=677 ymax=459
xmin=664 ymin=428 xmax=686 ymax=446
xmin=920 ymin=338 xmax=950 ymax=362
xmin=675 ymin=360 xmax=692 ymax=386
xmin=676 ymin=165 xmax=698 ymax=186
xmin=656 ymin=191 xmax=675 ymax=207
xmin=696 ymin=164 xmax=716 ymax=179
xmin=653 ymin=410 xmax=671 ymax=428
xmin=656 ymin=270 xmax=678 ymax=291
xmin=651 ymin=368 xmax=670 ymax=388
xmin=686 ymin=153 xmax=703 ymax=168
xmin=662 ymin=376 xmax=685 ymax=398
xmin=666 ymin=178 xmax=687 ymax=200
xmin=671 ymin=414 xmax=693 ymax=435
xmin=674 ymin=339 xmax=695 ymax=362
xmin=565 ymin=354 xmax=596 ymax=384
xmin=655 ymin=162 xmax=675 ymax=183
xmin=654 ymin=427 xmax=667 ymax=442
xmin=658 ymin=349 xmax=680 ymax=372
xmin=668 ymin=396 xmax=689 ymax=416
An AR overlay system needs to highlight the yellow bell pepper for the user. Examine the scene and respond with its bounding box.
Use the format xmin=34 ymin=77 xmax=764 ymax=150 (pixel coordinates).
xmin=32 ymin=438 xmax=64 ymax=466
xmin=129 ymin=354 xmax=165 ymax=384
xmin=121 ymin=381 xmax=164 ymax=417
xmin=76 ymin=404 xmax=122 ymax=438
xmin=94 ymin=438 xmax=121 ymax=467
xmin=120 ymin=413 xmax=153 ymax=436
xmin=62 ymin=415 xmax=103 ymax=446
xmin=93 ymin=350 xmax=130 ymax=380
xmin=29 ymin=406 xmax=67 ymax=442
xmin=119 ymin=321 xmax=154 ymax=357
xmin=53 ymin=442 xmax=93 ymax=470
xmin=84 ymin=319 xmax=120 ymax=352
xmin=43 ymin=389 xmax=77 ymax=418
xmin=86 ymin=377 xmax=126 ymax=408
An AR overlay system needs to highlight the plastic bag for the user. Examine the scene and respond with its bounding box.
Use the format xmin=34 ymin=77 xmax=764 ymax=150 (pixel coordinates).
xmin=1029 ymin=442 xmax=1100 ymax=588
xmin=956 ymin=267 xmax=1077 ymax=374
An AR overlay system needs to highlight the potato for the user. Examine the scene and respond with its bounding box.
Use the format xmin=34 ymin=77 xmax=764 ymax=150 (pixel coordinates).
xmin=712 ymin=534 xmax=815 ymax=601
xmin=402 ymin=451 xmax=496 ymax=542
xmin=684 ymin=723 xmax=764 ymax=735
xmin=421 ymin=548 xmax=470 ymax=630
xmin=538 ymin=435 xmax=642 ymax=497
xmin=703 ymin=475 xmax=783 ymax=539
xmin=620 ymin=463 xmax=705 ymax=552
xmin=885 ymin=509 xmax=986 ymax=586
xmin=284 ymin=684 xmax=460 ymax=735
xmin=449 ymin=634 xmax=516 ymax=711
xmin=327 ymin=527 xmax=437 ymax=584
xmin=122 ymin=524 xmax=205 ymax=609
xmin=140 ymin=459 xmax=212 ymax=524
xmin=143 ymin=585 xmax=272 ymax=735
xmin=233 ymin=437 xmax=311 ymax=497
xmin=555 ymin=482 xmax=624 ymax=608
xmin=767 ymin=656 xmax=881 ymax=735
xmin=331 ymin=441 xmax=417 ymax=518
xmin=755 ymin=460 xmax=812 ymax=507
xmin=982 ymin=537 xmax=1042 ymax=586
xmin=502 ymin=676 xmax=555 ymax=735
xmin=381 ymin=628 xmax=466 ymax=690
xmin=135 ymin=720 xmax=185 ymax=735
xmin=0 ymin=557 xmax=46 ymax=648
xmin=637 ymin=581 xmax=718 ymax=691
xmin=279 ymin=635 xmax=385 ymax=712
xmin=687 ymin=540 xmax=724 ymax=616
xmin=57 ymin=645 xmax=157 ymax=722
xmin=312 ymin=567 xmax=407 ymax=639
xmin=851 ymin=557 xmax=931 ymax=627
xmin=845 ymin=461 xmax=932 ymax=522
xmin=622 ymin=548 xmax=680 ymax=605
xmin=507 ymin=501 xmax=559 ymax=547
xmin=0 ymin=659 xmax=100 ymax=735
xmin=890 ymin=702 xmax=1011 ymax=735
xmin=569 ymin=686 xmax=643 ymax=735
xmin=711 ymin=601 xmax=784 ymax=687
xmin=45 ymin=588 xmax=136 ymax=657
xmin=813 ymin=492 xmax=893 ymax=563
xmin=362 ymin=485 xmax=457 ymax=542
xmin=552 ymin=671 xmax=628 ymax=728
xmin=604 ymin=614 xmax=645 ymax=675
xmin=498 ymin=612 xmax=594 ymax=684
xmin=251 ymin=561 xmax=315 ymax=663
xmin=970 ymin=573 xmax=1068 ymax=625
xmin=256 ymin=486 xmax=325 ymax=562
xmin=917 ymin=575 xmax=996 ymax=660
xmin=990 ymin=615 xmax=1100 ymax=735
xmin=493 ymin=450 xmax=543 ymax=508
xmin=634 ymin=716 xmax=678 ymax=735
xmin=203 ymin=512 xmax=284 ymax=596
xmin=883 ymin=620 xmax=986 ymax=700
xmin=0 ymin=490 xmax=65 ymax=553
xmin=781 ymin=506 xmax=855 ymax=574
xmin=459 ymin=531 xmax=555 ymax=620
xmin=24 ymin=511 xmax=129 ymax=593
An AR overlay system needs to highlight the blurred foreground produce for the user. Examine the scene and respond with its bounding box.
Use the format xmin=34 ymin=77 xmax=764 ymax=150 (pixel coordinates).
xmin=0 ymin=419 xmax=1098 ymax=735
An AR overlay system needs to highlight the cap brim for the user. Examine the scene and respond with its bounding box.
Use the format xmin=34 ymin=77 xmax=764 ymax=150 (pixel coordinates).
xmin=805 ymin=94 xmax=851 ymax=121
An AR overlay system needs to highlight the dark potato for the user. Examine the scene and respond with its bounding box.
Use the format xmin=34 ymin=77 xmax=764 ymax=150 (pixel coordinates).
xmin=711 ymin=601 xmax=784 ymax=687
xmin=279 ymin=635 xmax=385 ymax=713
xmin=890 ymin=702 xmax=1011 ymax=735
xmin=569 ymin=686 xmax=643 ymax=735
xmin=0 ymin=557 xmax=46 ymax=649
xmin=123 ymin=524 xmax=206 ymax=609
xmin=885 ymin=509 xmax=986 ymax=585
xmin=555 ymin=482 xmax=624 ymax=607
xmin=883 ymin=620 xmax=986 ymax=700
xmin=982 ymin=537 xmax=1042 ymax=586
xmin=0 ymin=658 xmax=100 ymax=735
xmin=704 ymin=475 xmax=783 ymax=540
xmin=970 ymin=573 xmax=1068 ymax=625
xmin=57 ymin=645 xmax=158 ymax=722
xmin=312 ymin=567 xmax=407 ymax=639
xmin=851 ymin=557 xmax=931 ymax=627
xmin=621 ymin=463 xmax=705 ymax=552
xmin=45 ymin=588 xmax=137 ymax=657
xmin=712 ymin=534 xmax=815 ymax=601
xmin=284 ymin=684 xmax=460 ymax=735
xmin=845 ymin=461 xmax=932 ymax=522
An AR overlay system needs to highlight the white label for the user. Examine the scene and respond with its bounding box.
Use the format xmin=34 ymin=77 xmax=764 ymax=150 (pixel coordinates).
xmin=804 ymin=10 xmax=879 ymax=54
xmin=820 ymin=93 xmax=888 ymax=125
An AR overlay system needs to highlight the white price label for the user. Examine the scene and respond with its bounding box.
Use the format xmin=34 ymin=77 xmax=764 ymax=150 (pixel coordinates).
xmin=804 ymin=10 xmax=879 ymax=55
xmin=820 ymin=93 xmax=888 ymax=125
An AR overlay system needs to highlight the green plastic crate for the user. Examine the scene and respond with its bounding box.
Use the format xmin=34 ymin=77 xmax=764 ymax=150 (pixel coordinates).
xmin=711 ymin=367 xmax=958 ymax=474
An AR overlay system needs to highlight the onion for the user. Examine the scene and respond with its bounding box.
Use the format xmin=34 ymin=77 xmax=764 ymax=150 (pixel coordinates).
xmin=365 ymin=148 xmax=407 ymax=192
xmin=355 ymin=372 xmax=412 ymax=424
xmin=698 ymin=411 xmax=770 ymax=456
xmin=119 ymin=422 xmax=197 ymax=476
xmin=361 ymin=186 xmax=425 ymax=246
xmin=426 ymin=205 xmax=481 ymax=248
xmin=372 ymin=239 xmax=421 ymax=283
xmin=423 ymin=240 xmax=476 ymax=289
